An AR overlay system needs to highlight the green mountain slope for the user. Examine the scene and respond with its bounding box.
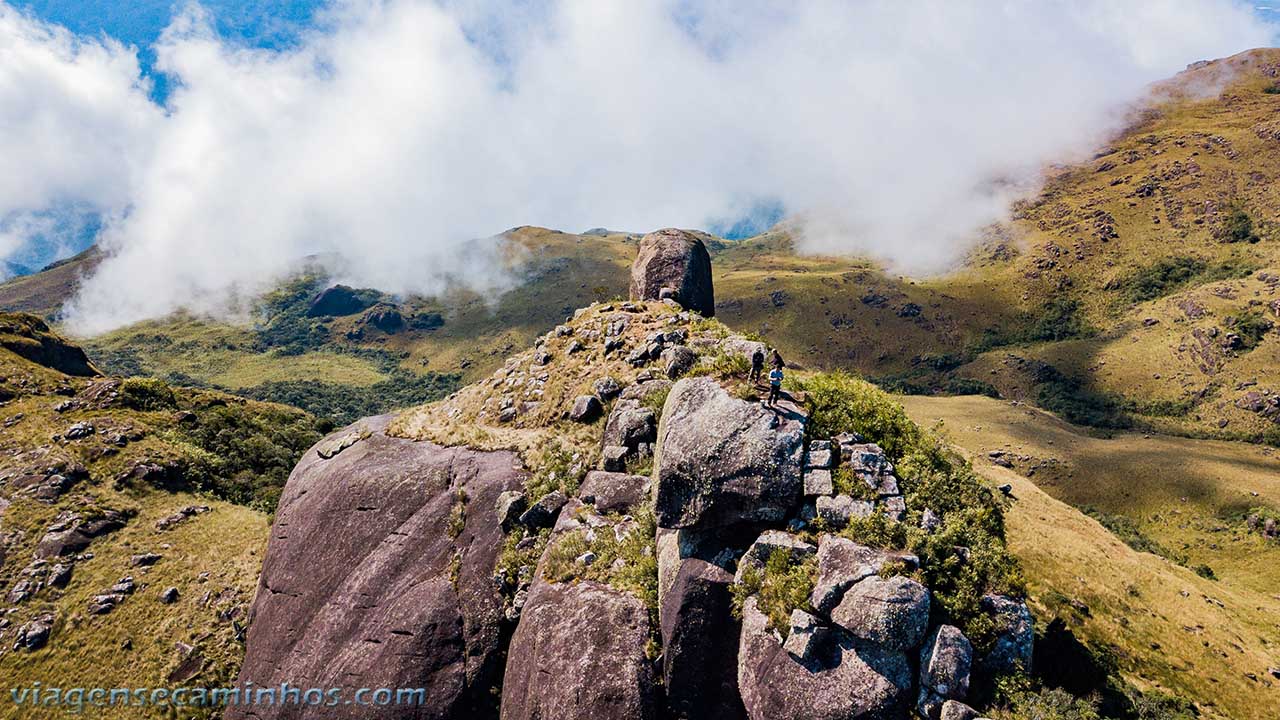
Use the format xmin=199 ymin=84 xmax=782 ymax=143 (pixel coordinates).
xmin=0 ymin=312 xmax=322 ymax=718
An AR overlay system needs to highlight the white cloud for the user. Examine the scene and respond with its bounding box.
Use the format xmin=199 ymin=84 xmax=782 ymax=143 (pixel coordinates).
xmin=0 ymin=1 xmax=1274 ymax=332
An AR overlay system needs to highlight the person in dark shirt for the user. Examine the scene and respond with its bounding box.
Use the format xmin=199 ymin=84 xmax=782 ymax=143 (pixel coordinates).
xmin=749 ymin=347 xmax=765 ymax=384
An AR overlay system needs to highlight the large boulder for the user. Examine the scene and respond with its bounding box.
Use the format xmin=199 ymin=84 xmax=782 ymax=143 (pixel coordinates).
xmin=578 ymin=471 xmax=649 ymax=513
xmin=629 ymin=229 xmax=715 ymax=317
xmin=602 ymin=400 xmax=657 ymax=459
xmin=661 ymin=554 xmax=746 ymax=720
xmin=830 ymin=576 xmax=930 ymax=651
xmin=306 ymin=285 xmax=377 ymax=317
xmin=810 ymin=536 xmax=918 ymax=615
xmin=655 ymin=378 xmax=804 ymax=529
xmin=918 ymin=625 xmax=974 ymax=720
xmin=500 ymin=579 xmax=658 ymax=720
xmin=230 ymin=416 xmax=524 ymax=720
xmin=737 ymin=597 xmax=911 ymax=720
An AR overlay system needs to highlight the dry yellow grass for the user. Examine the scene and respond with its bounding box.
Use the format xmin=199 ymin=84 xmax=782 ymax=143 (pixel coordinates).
xmin=902 ymin=394 xmax=1280 ymax=719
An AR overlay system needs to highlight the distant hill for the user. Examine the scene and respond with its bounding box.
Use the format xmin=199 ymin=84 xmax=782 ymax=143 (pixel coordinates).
xmin=0 ymin=246 xmax=102 ymax=318
xmin=3 ymin=50 xmax=1280 ymax=443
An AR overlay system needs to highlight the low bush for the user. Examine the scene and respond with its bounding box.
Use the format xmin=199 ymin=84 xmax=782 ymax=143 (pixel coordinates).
xmin=731 ymin=549 xmax=818 ymax=634
xmin=1120 ymin=255 xmax=1256 ymax=303
xmin=1217 ymin=204 xmax=1260 ymax=244
xmin=525 ymin=439 xmax=589 ymax=499
xmin=239 ymin=371 xmax=460 ymax=426
xmin=118 ymin=377 xmax=178 ymax=410
xmin=1225 ymin=309 xmax=1273 ymax=351
xmin=795 ymin=371 xmax=1025 ymax=648
xmin=169 ymin=399 xmax=322 ymax=511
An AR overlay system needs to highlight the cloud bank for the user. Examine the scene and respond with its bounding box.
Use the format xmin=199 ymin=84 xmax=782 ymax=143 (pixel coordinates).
xmin=0 ymin=1 xmax=1274 ymax=332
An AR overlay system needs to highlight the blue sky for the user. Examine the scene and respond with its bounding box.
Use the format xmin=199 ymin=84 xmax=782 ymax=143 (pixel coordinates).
xmin=18 ymin=0 xmax=326 ymax=101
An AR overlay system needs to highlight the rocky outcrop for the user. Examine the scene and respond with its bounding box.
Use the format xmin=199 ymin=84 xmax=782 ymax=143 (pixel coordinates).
xmin=654 ymin=378 xmax=804 ymax=529
xmin=810 ymin=536 xmax=917 ymax=615
xmin=0 ymin=313 xmax=99 ymax=376
xmin=305 ymin=284 xmax=378 ymax=317
xmin=737 ymin=597 xmax=911 ymax=720
xmin=35 ymin=509 xmax=130 ymax=558
xmin=830 ymin=576 xmax=930 ymax=651
xmin=231 ymin=416 xmax=524 ymax=720
xmin=13 ymin=614 xmax=54 ymax=651
xmin=570 ymin=394 xmax=603 ymax=423
xmin=629 ymin=229 xmax=715 ymax=317
xmin=601 ymin=398 xmax=658 ymax=470
xmin=977 ymin=594 xmax=1034 ymax=676
xmin=578 ymin=471 xmax=649 ymax=513
xmin=917 ymin=625 xmax=973 ymax=720
xmin=500 ymin=579 xmax=658 ymax=720
xmin=659 ymin=537 xmax=746 ymax=720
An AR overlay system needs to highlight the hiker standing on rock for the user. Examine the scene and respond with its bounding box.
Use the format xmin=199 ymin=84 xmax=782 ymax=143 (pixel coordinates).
xmin=749 ymin=347 xmax=765 ymax=384
xmin=766 ymin=364 xmax=784 ymax=407
xmin=770 ymin=349 xmax=785 ymax=370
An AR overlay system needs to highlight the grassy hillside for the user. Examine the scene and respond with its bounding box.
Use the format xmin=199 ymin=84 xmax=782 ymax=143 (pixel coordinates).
xmin=0 ymin=312 xmax=321 ymax=719
xmin=0 ymin=247 xmax=102 ymax=318
xmin=902 ymin=394 xmax=1280 ymax=720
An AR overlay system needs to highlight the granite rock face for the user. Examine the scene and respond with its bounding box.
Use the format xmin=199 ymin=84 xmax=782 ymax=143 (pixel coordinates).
xmin=654 ymin=378 xmax=804 ymax=530
xmin=629 ymin=228 xmax=715 ymax=317
xmin=830 ymin=576 xmax=931 ymax=651
xmin=737 ymin=597 xmax=911 ymax=720
xmin=660 ymin=553 xmax=746 ymax=720
xmin=501 ymin=579 xmax=658 ymax=720
xmin=231 ymin=416 xmax=524 ymax=720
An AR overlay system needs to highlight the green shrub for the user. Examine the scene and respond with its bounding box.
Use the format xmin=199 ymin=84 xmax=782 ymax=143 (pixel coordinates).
xmin=447 ymin=489 xmax=468 ymax=538
xmin=797 ymin=371 xmax=922 ymax=460
xmin=1128 ymin=689 xmax=1199 ymax=720
xmin=832 ymin=466 xmax=877 ymax=500
xmin=1082 ymin=507 xmax=1177 ymax=560
xmin=540 ymin=505 xmax=659 ymax=614
xmin=640 ymin=384 xmax=672 ymax=419
xmin=796 ymin=371 xmax=1025 ymax=647
xmin=731 ymin=549 xmax=817 ymax=634
xmin=118 ymin=377 xmax=178 ymax=411
xmin=1120 ymin=256 xmax=1256 ymax=304
xmin=239 ymin=371 xmax=460 ymax=426
xmin=1225 ymin=310 xmax=1273 ymax=350
xmin=1122 ymin=257 xmax=1206 ymax=303
xmin=525 ymin=440 xmax=588 ymax=499
xmin=168 ymin=400 xmax=322 ymax=511
xmin=1031 ymin=368 xmax=1132 ymax=429
xmin=1026 ymin=297 xmax=1093 ymax=342
xmin=945 ymin=377 xmax=1001 ymax=398
xmin=1217 ymin=204 xmax=1260 ymax=244
xmin=1265 ymin=84 xmax=1280 ymax=95
xmin=687 ymin=349 xmax=750 ymax=380
xmin=996 ymin=686 xmax=1102 ymax=720
xmin=252 ymin=275 xmax=332 ymax=354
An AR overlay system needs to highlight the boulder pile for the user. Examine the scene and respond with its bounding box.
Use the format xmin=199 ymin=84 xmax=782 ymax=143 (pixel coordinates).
xmin=231 ymin=241 xmax=1031 ymax=720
